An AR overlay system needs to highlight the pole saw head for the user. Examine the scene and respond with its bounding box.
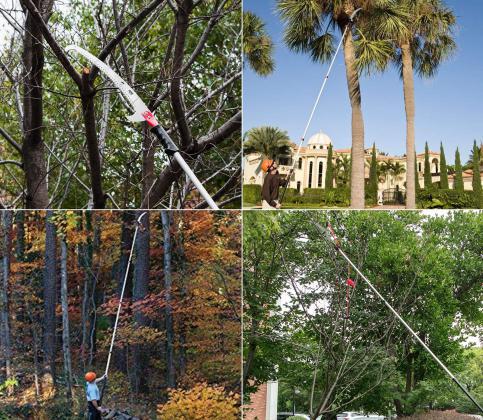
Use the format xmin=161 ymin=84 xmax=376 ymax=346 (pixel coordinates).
xmin=66 ymin=45 xmax=158 ymax=127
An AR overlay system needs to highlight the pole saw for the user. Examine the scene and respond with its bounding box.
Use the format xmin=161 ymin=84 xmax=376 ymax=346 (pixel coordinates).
xmin=66 ymin=45 xmax=219 ymax=210
xmin=279 ymin=8 xmax=362 ymax=205
xmin=315 ymin=220 xmax=483 ymax=414
xmin=100 ymin=211 xmax=146 ymax=402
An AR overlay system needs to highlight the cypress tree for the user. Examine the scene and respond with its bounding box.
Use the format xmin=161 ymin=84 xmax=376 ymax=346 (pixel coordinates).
xmin=471 ymin=141 xmax=482 ymax=206
xmin=325 ymin=144 xmax=334 ymax=189
xmin=414 ymin=152 xmax=420 ymax=192
xmin=368 ymin=143 xmax=378 ymax=202
xmin=424 ymin=142 xmax=432 ymax=189
xmin=439 ymin=142 xmax=449 ymax=189
xmin=454 ymin=147 xmax=463 ymax=191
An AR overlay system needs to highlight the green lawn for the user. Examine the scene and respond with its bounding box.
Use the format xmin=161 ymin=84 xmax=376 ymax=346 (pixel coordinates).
xmin=243 ymin=201 xmax=350 ymax=209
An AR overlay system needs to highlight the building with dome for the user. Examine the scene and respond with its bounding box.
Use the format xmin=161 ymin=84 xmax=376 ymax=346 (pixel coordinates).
xmin=243 ymin=130 xmax=450 ymax=201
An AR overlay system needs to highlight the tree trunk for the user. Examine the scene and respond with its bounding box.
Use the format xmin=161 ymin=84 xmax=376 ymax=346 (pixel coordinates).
xmin=60 ymin=234 xmax=73 ymax=400
xmin=141 ymin=126 xmax=156 ymax=208
xmin=79 ymin=211 xmax=93 ymax=368
xmin=21 ymin=0 xmax=52 ymax=208
xmin=161 ymin=210 xmax=176 ymax=388
xmin=401 ymin=43 xmax=416 ymax=209
xmin=342 ymin=20 xmax=365 ymax=209
xmin=132 ymin=211 xmax=150 ymax=392
xmin=15 ymin=211 xmax=25 ymax=260
xmin=174 ymin=221 xmax=187 ymax=378
xmin=88 ymin=216 xmax=102 ymax=365
xmin=42 ymin=210 xmax=57 ymax=394
xmin=81 ymin=69 xmax=106 ymax=209
xmin=0 ymin=210 xmax=13 ymax=395
xmin=113 ymin=211 xmax=135 ymax=373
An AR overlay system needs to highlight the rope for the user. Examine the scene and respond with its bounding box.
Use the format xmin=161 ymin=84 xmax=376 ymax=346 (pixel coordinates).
xmin=279 ymin=9 xmax=362 ymax=204
xmin=104 ymin=211 xmax=147 ymax=377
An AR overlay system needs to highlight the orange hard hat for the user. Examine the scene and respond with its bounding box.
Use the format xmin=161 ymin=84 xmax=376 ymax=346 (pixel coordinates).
xmin=85 ymin=371 xmax=96 ymax=382
xmin=261 ymin=159 xmax=275 ymax=173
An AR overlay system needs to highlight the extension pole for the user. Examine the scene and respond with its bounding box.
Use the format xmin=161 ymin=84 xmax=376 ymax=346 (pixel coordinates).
xmin=316 ymin=222 xmax=483 ymax=414
xmin=279 ymin=8 xmax=361 ymax=204
xmin=104 ymin=212 xmax=147 ymax=377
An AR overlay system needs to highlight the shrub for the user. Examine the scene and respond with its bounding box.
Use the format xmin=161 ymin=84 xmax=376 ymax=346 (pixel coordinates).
xmin=287 ymin=416 xmax=308 ymax=420
xmin=157 ymin=383 xmax=239 ymax=420
xmin=282 ymin=188 xmax=301 ymax=204
xmin=403 ymin=410 xmax=473 ymax=419
xmin=417 ymin=189 xmax=479 ymax=209
xmin=299 ymin=188 xmax=350 ymax=207
xmin=243 ymin=184 xmax=261 ymax=206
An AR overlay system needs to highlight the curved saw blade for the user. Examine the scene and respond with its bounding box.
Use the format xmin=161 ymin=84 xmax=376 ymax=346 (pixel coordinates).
xmin=66 ymin=45 xmax=151 ymax=123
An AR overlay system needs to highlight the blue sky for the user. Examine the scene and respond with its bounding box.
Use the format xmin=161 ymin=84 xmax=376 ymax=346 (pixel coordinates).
xmin=243 ymin=0 xmax=483 ymax=164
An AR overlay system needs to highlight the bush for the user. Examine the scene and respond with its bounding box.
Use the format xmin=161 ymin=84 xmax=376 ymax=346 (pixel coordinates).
xmin=299 ymin=188 xmax=350 ymax=207
xmin=157 ymin=383 xmax=239 ymax=420
xmin=287 ymin=416 xmax=308 ymax=420
xmin=243 ymin=184 xmax=261 ymax=206
xmin=417 ymin=189 xmax=479 ymax=209
xmin=283 ymin=188 xmax=302 ymax=204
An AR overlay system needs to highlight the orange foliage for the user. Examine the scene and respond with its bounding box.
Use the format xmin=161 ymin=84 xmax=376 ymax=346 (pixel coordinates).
xmin=156 ymin=383 xmax=239 ymax=420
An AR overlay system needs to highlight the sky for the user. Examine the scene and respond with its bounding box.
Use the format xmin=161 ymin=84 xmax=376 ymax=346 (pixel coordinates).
xmin=243 ymin=0 xmax=483 ymax=164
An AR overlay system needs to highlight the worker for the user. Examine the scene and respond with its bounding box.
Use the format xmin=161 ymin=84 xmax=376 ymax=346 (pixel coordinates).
xmin=261 ymin=159 xmax=290 ymax=209
xmin=85 ymin=371 xmax=107 ymax=420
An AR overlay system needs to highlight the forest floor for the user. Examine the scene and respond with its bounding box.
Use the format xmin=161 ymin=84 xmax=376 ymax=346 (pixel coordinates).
xmin=0 ymin=384 xmax=158 ymax=419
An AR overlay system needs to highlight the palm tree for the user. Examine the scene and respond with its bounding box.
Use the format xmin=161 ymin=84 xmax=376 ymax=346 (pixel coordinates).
xmin=361 ymin=0 xmax=456 ymax=208
xmin=243 ymin=126 xmax=292 ymax=160
xmin=380 ymin=160 xmax=394 ymax=190
xmin=277 ymin=0 xmax=379 ymax=208
xmin=335 ymin=155 xmax=351 ymax=187
xmin=243 ymin=11 xmax=275 ymax=76
xmin=390 ymin=161 xmax=406 ymax=187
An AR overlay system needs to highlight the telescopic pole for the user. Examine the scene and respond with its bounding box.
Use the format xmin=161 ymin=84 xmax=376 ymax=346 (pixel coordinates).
xmin=279 ymin=9 xmax=361 ymax=204
xmin=315 ymin=221 xmax=483 ymax=414
xmin=104 ymin=212 xmax=147 ymax=378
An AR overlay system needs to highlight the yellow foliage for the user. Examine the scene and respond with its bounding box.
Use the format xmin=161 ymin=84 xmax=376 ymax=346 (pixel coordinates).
xmin=156 ymin=383 xmax=239 ymax=420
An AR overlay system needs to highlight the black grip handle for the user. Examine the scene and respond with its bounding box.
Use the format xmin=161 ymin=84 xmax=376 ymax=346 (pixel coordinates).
xmin=151 ymin=125 xmax=179 ymax=156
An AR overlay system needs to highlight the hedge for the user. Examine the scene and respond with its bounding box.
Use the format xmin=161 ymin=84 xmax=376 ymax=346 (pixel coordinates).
xmin=298 ymin=187 xmax=350 ymax=207
xmin=417 ymin=189 xmax=480 ymax=209
xmin=243 ymin=184 xmax=261 ymax=205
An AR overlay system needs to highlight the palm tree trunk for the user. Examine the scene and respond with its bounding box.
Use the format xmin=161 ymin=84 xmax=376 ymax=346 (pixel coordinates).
xmin=342 ymin=22 xmax=365 ymax=208
xmin=401 ymin=43 xmax=416 ymax=209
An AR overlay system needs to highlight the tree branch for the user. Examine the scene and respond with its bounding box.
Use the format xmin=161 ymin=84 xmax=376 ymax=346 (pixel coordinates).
xmin=91 ymin=0 xmax=165 ymax=81
xmin=196 ymin=110 xmax=241 ymax=149
xmin=0 ymin=160 xmax=23 ymax=168
xmin=20 ymin=0 xmax=82 ymax=87
xmin=194 ymin=167 xmax=240 ymax=209
xmin=170 ymin=1 xmax=193 ymax=148
xmin=0 ymin=128 xmax=22 ymax=155
xmin=141 ymin=111 xmax=240 ymax=207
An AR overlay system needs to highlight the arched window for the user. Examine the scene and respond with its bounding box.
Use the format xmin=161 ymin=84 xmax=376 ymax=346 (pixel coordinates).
xmin=296 ymin=181 xmax=301 ymax=192
xmin=432 ymin=158 xmax=439 ymax=174
xmin=298 ymin=158 xmax=303 ymax=169
xmin=308 ymin=161 xmax=313 ymax=188
xmin=318 ymin=161 xmax=323 ymax=187
xmin=418 ymin=162 xmax=422 ymax=172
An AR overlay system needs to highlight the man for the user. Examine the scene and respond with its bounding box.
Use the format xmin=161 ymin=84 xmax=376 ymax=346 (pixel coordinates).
xmin=261 ymin=159 xmax=290 ymax=209
xmin=85 ymin=371 xmax=107 ymax=420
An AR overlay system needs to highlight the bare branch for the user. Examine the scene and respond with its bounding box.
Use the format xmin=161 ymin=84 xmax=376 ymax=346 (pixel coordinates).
xmin=0 ymin=128 xmax=22 ymax=155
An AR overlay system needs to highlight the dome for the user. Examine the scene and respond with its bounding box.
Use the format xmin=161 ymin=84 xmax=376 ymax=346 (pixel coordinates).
xmin=308 ymin=131 xmax=332 ymax=146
